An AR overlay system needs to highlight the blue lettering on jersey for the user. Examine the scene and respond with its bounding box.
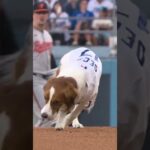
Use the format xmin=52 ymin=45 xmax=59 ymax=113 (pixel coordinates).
xmin=80 ymin=49 xmax=92 ymax=57
xmin=77 ymin=49 xmax=99 ymax=72
xmin=117 ymin=22 xmax=122 ymax=30
xmin=121 ymin=27 xmax=136 ymax=48
xmin=117 ymin=11 xmax=146 ymax=66
xmin=137 ymin=11 xmax=149 ymax=34
xmin=117 ymin=11 xmax=129 ymax=18
xmin=137 ymin=40 xmax=145 ymax=66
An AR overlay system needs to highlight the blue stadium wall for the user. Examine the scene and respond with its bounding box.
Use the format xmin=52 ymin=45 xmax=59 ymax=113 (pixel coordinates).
xmin=53 ymin=46 xmax=117 ymax=127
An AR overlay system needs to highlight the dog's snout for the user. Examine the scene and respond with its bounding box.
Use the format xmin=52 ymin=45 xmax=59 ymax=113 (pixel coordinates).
xmin=41 ymin=113 xmax=48 ymax=119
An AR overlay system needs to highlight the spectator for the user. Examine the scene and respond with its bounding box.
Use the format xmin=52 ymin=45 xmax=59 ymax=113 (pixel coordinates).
xmin=49 ymin=1 xmax=71 ymax=45
xmin=92 ymin=7 xmax=113 ymax=30
xmin=71 ymin=0 xmax=94 ymax=46
xmin=63 ymin=0 xmax=79 ymax=17
xmin=88 ymin=0 xmax=114 ymax=18
xmin=92 ymin=7 xmax=113 ymax=45
xmin=39 ymin=0 xmax=58 ymax=10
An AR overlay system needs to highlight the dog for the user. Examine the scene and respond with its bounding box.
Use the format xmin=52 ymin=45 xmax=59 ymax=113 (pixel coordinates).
xmin=41 ymin=47 xmax=102 ymax=130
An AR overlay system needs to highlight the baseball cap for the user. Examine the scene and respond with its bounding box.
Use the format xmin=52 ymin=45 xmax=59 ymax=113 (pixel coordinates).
xmin=33 ymin=1 xmax=49 ymax=13
xmin=101 ymin=7 xmax=108 ymax=12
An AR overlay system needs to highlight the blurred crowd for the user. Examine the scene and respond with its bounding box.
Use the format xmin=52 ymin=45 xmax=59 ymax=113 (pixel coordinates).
xmin=33 ymin=0 xmax=117 ymax=47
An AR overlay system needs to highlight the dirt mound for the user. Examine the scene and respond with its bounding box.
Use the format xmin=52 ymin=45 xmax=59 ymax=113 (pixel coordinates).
xmin=33 ymin=127 xmax=117 ymax=150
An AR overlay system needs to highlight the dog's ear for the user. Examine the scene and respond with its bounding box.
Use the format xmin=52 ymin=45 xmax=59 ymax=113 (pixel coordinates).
xmin=43 ymin=78 xmax=55 ymax=91
xmin=44 ymin=89 xmax=49 ymax=103
xmin=64 ymin=83 xmax=78 ymax=105
xmin=44 ymin=78 xmax=56 ymax=103
xmin=43 ymin=81 xmax=51 ymax=103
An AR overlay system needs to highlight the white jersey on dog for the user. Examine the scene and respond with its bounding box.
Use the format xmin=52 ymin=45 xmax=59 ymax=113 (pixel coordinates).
xmin=118 ymin=0 xmax=150 ymax=150
xmin=59 ymin=47 xmax=102 ymax=103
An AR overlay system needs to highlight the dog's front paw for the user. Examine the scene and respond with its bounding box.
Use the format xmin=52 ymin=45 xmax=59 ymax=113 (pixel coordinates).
xmin=55 ymin=127 xmax=64 ymax=131
xmin=72 ymin=120 xmax=84 ymax=128
xmin=55 ymin=123 xmax=65 ymax=131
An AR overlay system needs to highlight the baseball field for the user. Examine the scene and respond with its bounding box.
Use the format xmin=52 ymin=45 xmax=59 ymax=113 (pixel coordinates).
xmin=33 ymin=127 xmax=117 ymax=150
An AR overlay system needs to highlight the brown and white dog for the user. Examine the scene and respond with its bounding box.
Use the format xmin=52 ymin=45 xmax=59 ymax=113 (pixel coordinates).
xmin=41 ymin=47 xmax=102 ymax=130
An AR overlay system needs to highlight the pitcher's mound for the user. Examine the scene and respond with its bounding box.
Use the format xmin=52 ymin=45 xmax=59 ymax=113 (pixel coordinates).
xmin=33 ymin=127 xmax=117 ymax=150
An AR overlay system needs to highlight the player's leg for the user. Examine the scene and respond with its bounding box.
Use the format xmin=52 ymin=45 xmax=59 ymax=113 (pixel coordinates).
xmin=33 ymin=76 xmax=56 ymax=127
xmin=33 ymin=88 xmax=43 ymax=127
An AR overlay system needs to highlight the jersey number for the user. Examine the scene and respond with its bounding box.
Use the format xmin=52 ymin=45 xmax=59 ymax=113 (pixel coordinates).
xmin=79 ymin=49 xmax=98 ymax=72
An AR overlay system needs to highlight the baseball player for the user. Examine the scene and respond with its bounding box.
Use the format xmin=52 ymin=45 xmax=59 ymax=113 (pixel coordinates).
xmin=33 ymin=1 xmax=57 ymax=127
xmin=118 ymin=0 xmax=150 ymax=150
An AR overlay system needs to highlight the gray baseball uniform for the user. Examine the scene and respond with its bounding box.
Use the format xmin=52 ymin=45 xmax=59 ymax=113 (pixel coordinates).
xmin=118 ymin=0 xmax=150 ymax=150
xmin=33 ymin=28 xmax=55 ymax=127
